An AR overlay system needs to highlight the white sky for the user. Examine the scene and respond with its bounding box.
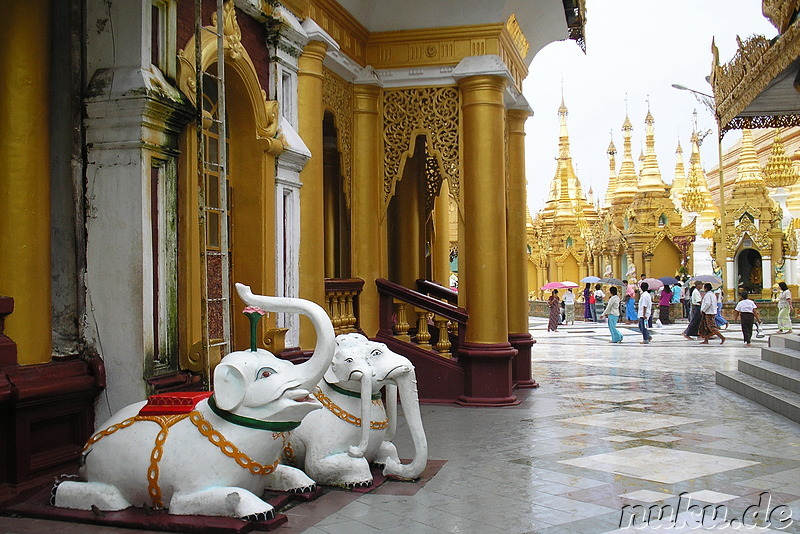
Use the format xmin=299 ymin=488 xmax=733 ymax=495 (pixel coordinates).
xmin=523 ymin=0 xmax=778 ymax=215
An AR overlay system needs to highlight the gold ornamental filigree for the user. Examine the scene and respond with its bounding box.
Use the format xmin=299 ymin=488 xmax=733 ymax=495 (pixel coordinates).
xmin=762 ymin=0 xmax=800 ymax=32
xmin=505 ymin=14 xmax=530 ymax=60
xmin=213 ymin=1 xmax=244 ymax=60
xmin=323 ymin=68 xmax=353 ymax=207
xmin=383 ymin=87 xmax=460 ymax=210
xmin=728 ymin=221 xmax=773 ymax=255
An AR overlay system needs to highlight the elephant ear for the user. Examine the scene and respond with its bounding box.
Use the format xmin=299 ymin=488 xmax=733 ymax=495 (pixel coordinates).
xmin=213 ymin=362 xmax=247 ymax=411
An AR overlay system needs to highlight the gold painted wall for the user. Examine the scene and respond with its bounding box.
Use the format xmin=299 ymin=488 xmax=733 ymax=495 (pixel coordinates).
xmin=650 ymin=239 xmax=681 ymax=279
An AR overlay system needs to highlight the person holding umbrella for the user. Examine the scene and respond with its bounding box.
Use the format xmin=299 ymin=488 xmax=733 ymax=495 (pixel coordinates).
xmin=698 ymin=282 xmax=726 ymax=344
xmin=547 ymin=289 xmax=561 ymax=332
xmin=563 ymin=288 xmax=575 ymax=325
xmin=658 ymin=284 xmax=673 ymax=325
xmin=682 ymin=280 xmax=705 ymax=340
xmin=601 ymin=286 xmax=623 ymax=343
xmin=583 ymin=283 xmax=593 ymax=322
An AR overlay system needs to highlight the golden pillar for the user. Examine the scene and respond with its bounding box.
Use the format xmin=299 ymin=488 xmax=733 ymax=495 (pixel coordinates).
xmin=432 ymin=179 xmax=451 ymax=286
xmin=0 ymin=0 xmax=52 ymax=364
xmin=393 ymin=155 xmax=424 ymax=288
xmin=351 ymin=82 xmax=383 ymax=336
xmin=507 ymin=107 xmax=536 ymax=388
xmin=297 ymin=40 xmax=328 ymax=347
xmin=456 ymin=71 xmax=516 ymax=405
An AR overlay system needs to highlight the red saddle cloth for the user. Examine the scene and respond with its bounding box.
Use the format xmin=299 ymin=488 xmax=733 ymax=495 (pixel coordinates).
xmin=138 ymin=391 xmax=213 ymax=416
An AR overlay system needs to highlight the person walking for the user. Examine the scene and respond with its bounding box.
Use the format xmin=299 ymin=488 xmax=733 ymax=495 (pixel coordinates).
xmin=777 ymin=281 xmax=793 ymax=334
xmin=682 ymin=281 xmax=704 ymax=340
xmin=601 ymin=286 xmax=623 ymax=343
xmin=624 ymin=280 xmax=637 ymax=324
xmin=583 ymin=283 xmax=593 ymax=322
xmin=563 ymin=288 xmax=575 ymax=325
xmin=698 ymin=282 xmax=726 ymax=344
xmin=547 ymin=289 xmax=561 ymax=332
xmin=593 ymin=284 xmax=605 ymax=323
xmin=638 ymin=281 xmax=653 ymax=344
xmin=659 ymin=284 xmax=673 ymax=325
xmin=714 ymin=289 xmax=729 ymax=329
xmin=680 ymin=279 xmax=691 ymax=319
xmin=734 ymin=290 xmax=760 ymax=347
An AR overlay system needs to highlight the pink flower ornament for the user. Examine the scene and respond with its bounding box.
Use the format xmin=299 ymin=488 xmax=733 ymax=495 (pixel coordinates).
xmin=243 ymin=306 xmax=267 ymax=351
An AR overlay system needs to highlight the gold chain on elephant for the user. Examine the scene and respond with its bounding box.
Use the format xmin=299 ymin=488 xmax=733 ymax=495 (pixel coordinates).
xmin=313 ymin=387 xmax=389 ymax=430
xmin=274 ymin=431 xmax=297 ymax=466
xmin=189 ymin=411 xmax=279 ymax=476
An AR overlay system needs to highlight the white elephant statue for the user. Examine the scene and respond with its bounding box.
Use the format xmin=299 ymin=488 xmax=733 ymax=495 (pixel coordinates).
xmin=284 ymin=333 xmax=428 ymax=488
xmin=52 ymin=283 xmax=335 ymax=521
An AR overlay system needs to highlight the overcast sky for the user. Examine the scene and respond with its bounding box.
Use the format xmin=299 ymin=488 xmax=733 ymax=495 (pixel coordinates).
xmin=522 ymin=0 xmax=778 ymax=216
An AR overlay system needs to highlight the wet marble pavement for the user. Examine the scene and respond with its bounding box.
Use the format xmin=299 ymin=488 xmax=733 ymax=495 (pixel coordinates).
xmin=2 ymin=318 xmax=799 ymax=533
xmin=291 ymin=319 xmax=800 ymax=533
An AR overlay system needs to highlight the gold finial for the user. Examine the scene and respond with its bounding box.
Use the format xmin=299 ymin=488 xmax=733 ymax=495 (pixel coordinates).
xmin=764 ymin=130 xmax=799 ymax=188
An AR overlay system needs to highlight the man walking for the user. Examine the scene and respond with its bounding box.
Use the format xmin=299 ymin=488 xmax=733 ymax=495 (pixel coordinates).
xmin=638 ymin=281 xmax=653 ymax=344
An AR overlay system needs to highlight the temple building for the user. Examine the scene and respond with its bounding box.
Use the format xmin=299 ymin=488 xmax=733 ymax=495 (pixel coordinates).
xmin=0 ymin=0 xmax=587 ymax=501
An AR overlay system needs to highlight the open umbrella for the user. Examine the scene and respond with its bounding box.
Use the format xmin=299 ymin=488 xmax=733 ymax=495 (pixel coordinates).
xmin=640 ymin=277 xmax=664 ymax=290
xmin=561 ymin=281 xmax=579 ymax=288
xmin=659 ymin=276 xmax=681 ymax=286
xmin=600 ymin=277 xmax=624 ymax=286
xmin=580 ymin=276 xmax=601 ymax=283
xmin=689 ymin=275 xmax=723 ymax=289
xmin=540 ymin=281 xmax=567 ymax=290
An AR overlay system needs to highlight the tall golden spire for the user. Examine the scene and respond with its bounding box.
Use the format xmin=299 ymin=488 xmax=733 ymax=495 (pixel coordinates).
xmin=638 ymin=106 xmax=666 ymax=192
xmin=671 ymin=140 xmax=687 ymax=207
xmin=681 ymin=129 xmax=716 ymax=216
xmin=736 ymin=129 xmax=765 ymax=184
xmin=604 ymin=132 xmax=617 ymax=208
xmin=613 ymin=113 xmax=638 ymax=206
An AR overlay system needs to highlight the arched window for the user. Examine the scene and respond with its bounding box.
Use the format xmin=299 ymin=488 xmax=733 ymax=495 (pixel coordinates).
xmin=740 ymin=212 xmax=754 ymax=224
xmin=566 ymin=237 xmax=574 ymax=248
xmin=658 ymin=213 xmax=668 ymax=227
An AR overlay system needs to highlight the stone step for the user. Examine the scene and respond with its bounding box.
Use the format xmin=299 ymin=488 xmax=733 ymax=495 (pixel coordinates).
xmin=761 ymin=346 xmax=800 ymax=372
xmin=738 ymin=359 xmax=800 ymax=395
xmin=769 ymin=334 xmax=800 ymax=353
xmin=716 ymin=370 xmax=800 ymax=424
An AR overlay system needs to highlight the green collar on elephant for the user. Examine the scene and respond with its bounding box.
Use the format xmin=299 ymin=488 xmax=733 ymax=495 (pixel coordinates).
xmin=324 ymin=380 xmax=382 ymax=400
xmin=208 ymin=395 xmax=301 ymax=432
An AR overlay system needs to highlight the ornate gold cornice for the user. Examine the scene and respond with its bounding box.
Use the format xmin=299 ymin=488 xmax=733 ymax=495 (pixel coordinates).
xmin=177 ymin=1 xmax=280 ymax=151
xmin=505 ymin=14 xmax=530 ymax=60
xmin=711 ymin=19 xmax=800 ymax=133
xmin=323 ymin=68 xmax=353 ymax=206
xmin=367 ymin=23 xmax=527 ymax=91
xmin=307 ymin=0 xmax=370 ymax=66
xmin=382 ymin=86 xmax=460 ymax=211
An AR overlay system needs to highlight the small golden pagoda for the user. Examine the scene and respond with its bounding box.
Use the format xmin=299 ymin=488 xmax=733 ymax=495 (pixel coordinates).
xmin=718 ymin=129 xmax=784 ymax=298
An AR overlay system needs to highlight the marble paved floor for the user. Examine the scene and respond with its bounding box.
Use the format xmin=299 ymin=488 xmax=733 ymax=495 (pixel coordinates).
xmin=2 ymin=318 xmax=799 ymax=533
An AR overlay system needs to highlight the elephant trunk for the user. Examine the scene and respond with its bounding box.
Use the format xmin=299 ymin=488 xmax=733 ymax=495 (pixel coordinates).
xmin=347 ymin=370 xmax=372 ymax=458
xmin=235 ymin=283 xmax=335 ymax=391
xmin=383 ymin=369 xmax=428 ymax=480
xmin=384 ymin=384 xmax=398 ymax=442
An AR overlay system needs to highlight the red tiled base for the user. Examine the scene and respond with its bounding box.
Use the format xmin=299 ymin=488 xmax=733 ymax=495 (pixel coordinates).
xmin=5 ymin=461 xmax=445 ymax=533
xmin=7 ymin=486 xmax=290 ymax=533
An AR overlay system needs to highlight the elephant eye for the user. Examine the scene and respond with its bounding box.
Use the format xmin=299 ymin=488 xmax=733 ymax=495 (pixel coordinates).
xmin=370 ymin=349 xmax=382 ymax=357
xmin=345 ymin=358 xmax=354 ymax=363
xmin=257 ymin=367 xmax=277 ymax=379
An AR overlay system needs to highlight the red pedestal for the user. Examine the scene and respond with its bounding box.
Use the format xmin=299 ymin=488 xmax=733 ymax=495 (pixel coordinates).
xmin=509 ymin=333 xmax=538 ymax=389
xmin=0 ymin=296 xmax=17 ymax=367
xmin=455 ymin=341 xmax=520 ymax=406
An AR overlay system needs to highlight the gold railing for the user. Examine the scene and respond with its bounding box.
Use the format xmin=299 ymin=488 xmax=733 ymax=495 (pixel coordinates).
xmin=324 ymin=278 xmax=364 ymax=335
xmin=377 ymin=278 xmax=467 ymax=360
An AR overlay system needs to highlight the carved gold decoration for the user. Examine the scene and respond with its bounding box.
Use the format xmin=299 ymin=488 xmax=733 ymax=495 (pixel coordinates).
xmin=763 ymin=0 xmax=800 ymax=32
xmin=728 ymin=220 xmax=773 ymax=255
xmin=213 ymin=1 xmax=244 ymax=60
xmin=764 ymin=130 xmax=799 ymax=187
xmin=711 ymin=20 xmax=800 ymax=133
xmin=505 ymin=14 xmax=530 ymax=60
xmin=177 ymin=0 xmax=281 ymax=152
xmin=323 ymin=68 xmax=353 ymax=207
xmin=383 ymin=86 xmax=460 ymax=208
xmin=424 ymin=154 xmax=444 ymax=213
xmin=786 ymin=221 xmax=799 ymax=255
